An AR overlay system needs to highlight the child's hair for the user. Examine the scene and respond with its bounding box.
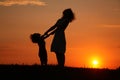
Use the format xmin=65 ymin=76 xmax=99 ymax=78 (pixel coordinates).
xmin=30 ymin=33 xmax=41 ymax=43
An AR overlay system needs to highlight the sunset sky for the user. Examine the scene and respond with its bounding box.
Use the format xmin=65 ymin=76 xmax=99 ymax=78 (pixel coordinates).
xmin=0 ymin=0 xmax=120 ymax=69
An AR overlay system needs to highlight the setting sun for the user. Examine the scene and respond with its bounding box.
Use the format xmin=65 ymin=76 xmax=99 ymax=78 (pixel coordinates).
xmin=92 ymin=60 xmax=99 ymax=68
xmin=93 ymin=60 xmax=98 ymax=65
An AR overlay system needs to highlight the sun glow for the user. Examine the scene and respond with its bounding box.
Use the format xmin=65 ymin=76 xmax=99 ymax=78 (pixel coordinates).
xmin=92 ymin=60 xmax=99 ymax=68
xmin=93 ymin=60 xmax=98 ymax=65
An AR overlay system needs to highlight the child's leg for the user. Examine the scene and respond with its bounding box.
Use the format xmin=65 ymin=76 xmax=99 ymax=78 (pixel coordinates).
xmin=40 ymin=51 xmax=47 ymax=66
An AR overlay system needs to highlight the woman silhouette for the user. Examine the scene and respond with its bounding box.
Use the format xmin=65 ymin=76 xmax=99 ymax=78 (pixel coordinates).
xmin=44 ymin=8 xmax=75 ymax=67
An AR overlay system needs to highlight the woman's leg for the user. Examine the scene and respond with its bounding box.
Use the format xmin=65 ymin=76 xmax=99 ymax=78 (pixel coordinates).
xmin=55 ymin=52 xmax=65 ymax=67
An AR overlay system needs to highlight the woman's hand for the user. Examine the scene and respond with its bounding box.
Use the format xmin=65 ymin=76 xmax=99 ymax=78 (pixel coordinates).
xmin=50 ymin=31 xmax=55 ymax=35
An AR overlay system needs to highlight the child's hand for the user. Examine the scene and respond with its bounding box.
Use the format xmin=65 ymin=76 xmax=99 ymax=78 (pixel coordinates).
xmin=44 ymin=32 xmax=48 ymax=36
xmin=42 ymin=32 xmax=48 ymax=38
xmin=42 ymin=34 xmax=49 ymax=39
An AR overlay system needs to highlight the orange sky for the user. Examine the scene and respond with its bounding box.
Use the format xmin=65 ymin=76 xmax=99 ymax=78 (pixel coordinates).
xmin=0 ymin=0 xmax=120 ymax=69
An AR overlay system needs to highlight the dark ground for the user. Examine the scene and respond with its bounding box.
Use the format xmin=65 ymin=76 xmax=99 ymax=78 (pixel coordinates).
xmin=0 ymin=64 xmax=120 ymax=80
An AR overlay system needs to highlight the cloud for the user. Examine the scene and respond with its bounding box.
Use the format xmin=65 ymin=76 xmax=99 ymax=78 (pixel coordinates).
xmin=117 ymin=45 xmax=120 ymax=48
xmin=0 ymin=0 xmax=46 ymax=6
xmin=113 ymin=8 xmax=120 ymax=12
xmin=102 ymin=24 xmax=120 ymax=28
xmin=99 ymin=24 xmax=120 ymax=28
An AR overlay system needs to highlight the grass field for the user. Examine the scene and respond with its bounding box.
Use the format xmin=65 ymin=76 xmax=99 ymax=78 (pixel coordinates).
xmin=0 ymin=64 xmax=120 ymax=80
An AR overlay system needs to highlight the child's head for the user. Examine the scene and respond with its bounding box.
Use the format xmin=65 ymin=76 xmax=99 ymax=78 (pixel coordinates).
xmin=30 ymin=33 xmax=41 ymax=43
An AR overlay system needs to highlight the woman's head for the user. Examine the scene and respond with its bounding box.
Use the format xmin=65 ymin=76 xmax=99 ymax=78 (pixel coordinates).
xmin=63 ymin=8 xmax=75 ymax=22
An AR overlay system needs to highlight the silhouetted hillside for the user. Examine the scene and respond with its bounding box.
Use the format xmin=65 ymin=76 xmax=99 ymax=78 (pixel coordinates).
xmin=0 ymin=64 xmax=120 ymax=80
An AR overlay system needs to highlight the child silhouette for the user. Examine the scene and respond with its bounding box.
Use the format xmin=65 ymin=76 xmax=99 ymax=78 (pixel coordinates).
xmin=30 ymin=33 xmax=49 ymax=66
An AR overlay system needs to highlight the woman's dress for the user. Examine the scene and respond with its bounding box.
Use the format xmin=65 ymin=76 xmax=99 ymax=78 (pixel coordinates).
xmin=51 ymin=19 xmax=69 ymax=54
